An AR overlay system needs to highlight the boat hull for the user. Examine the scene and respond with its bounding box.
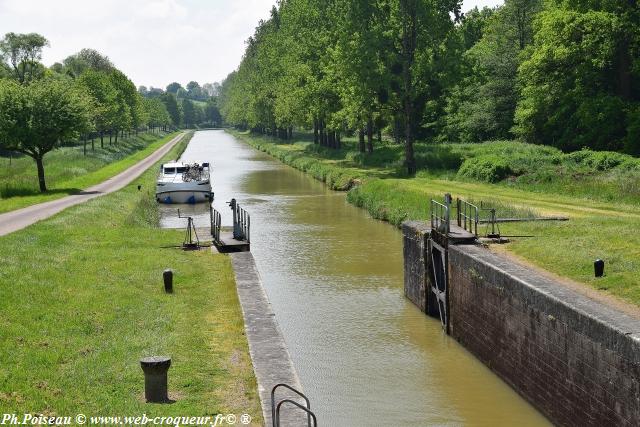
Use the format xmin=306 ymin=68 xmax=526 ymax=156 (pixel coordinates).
xmin=156 ymin=181 xmax=212 ymax=204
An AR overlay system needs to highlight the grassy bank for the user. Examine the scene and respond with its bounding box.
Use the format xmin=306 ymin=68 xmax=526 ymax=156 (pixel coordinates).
xmin=0 ymin=131 xmax=182 ymax=214
xmin=0 ymin=136 xmax=262 ymax=422
xmin=231 ymin=130 xmax=640 ymax=306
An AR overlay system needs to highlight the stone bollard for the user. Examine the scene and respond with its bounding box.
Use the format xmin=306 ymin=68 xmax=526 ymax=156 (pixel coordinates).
xmin=163 ymin=269 xmax=173 ymax=293
xmin=140 ymin=356 xmax=171 ymax=403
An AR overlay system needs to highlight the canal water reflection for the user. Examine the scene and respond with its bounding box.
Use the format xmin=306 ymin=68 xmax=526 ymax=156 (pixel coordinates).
xmin=160 ymin=130 xmax=550 ymax=426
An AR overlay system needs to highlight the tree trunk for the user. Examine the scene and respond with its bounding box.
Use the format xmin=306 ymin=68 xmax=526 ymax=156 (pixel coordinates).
xmin=401 ymin=0 xmax=417 ymax=175
xmin=109 ymin=132 xmax=112 ymax=144
xmin=35 ymin=155 xmax=47 ymax=193
xmin=288 ymin=127 xmax=293 ymax=140
xmin=83 ymin=135 xmax=87 ymax=156
xmin=336 ymin=132 xmax=341 ymax=149
xmin=378 ymin=129 xmax=382 ymax=143
xmin=367 ymin=116 xmax=374 ymax=153
xmin=313 ymin=119 xmax=319 ymax=144
xmin=358 ymin=128 xmax=365 ymax=153
xmin=115 ymin=131 xmax=119 ymax=144
xmin=617 ymin=38 xmax=632 ymax=101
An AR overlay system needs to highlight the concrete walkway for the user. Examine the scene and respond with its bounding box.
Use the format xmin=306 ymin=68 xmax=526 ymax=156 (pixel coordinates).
xmin=0 ymin=132 xmax=185 ymax=237
xmin=229 ymin=252 xmax=310 ymax=427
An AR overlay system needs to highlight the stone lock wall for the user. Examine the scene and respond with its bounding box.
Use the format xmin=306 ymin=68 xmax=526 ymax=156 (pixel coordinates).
xmin=402 ymin=221 xmax=640 ymax=426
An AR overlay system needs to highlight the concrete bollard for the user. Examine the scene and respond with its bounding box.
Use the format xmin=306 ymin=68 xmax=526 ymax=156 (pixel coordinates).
xmin=594 ymin=259 xmax=605 ymax=277
xmin=163 ymin=269 xmax=173 ymax=293
xmin=140 ymin=356 xmax=171 ymax=403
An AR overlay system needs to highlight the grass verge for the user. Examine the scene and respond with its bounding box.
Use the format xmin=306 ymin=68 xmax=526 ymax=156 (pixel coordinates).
xmin=0 ymin=131 xmax=182 ymax=214
xmin=0 ymin=135 xmax=262 ymax=423
xmin=231 ymin=130 xmax=640 ymax=306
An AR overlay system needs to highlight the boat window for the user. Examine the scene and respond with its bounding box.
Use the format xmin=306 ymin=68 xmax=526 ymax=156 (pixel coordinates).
xmin=163 ymin=167 xmax=176 ymax=174
xmin=176 ymin=167 xmax=186 ymax=174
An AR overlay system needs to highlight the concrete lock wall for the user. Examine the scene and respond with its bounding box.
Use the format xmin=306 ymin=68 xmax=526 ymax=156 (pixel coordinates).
xmin=403 ymin=221 xmax=640 ymax=427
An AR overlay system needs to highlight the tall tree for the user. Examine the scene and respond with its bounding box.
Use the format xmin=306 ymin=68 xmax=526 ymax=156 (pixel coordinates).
xmin=166 ymin=82 xmax=182 ymax=94
xmin=0 ymin=79 xmax=91 ymax=191
xmin=515 ymin=1 xmax=639 ymax=152
xmin=0 ymin=32 xmax=49 ymax=84
xmin=161 ymin=93 xmax=181 ymax=127
xmin=77 ymin=70 xmax=120 ymax=148
xmin=62 ymin=48 xmax=113 ymax=77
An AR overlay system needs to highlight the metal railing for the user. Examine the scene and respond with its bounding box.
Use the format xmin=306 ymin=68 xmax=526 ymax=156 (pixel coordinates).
xmin=210 ymin=204 xmax=221 ymax=243
xmin=456 ymin=198 xmax=479 ymax=237
xmin=271 ymin=384 xmax=314 ymax=427
xmin=430 ymin=198 xmax=450 ymax=236
xmin=231 ymin=201 xmax=250 ymax=243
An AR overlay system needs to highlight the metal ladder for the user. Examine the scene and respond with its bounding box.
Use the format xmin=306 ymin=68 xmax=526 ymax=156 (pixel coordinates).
xmin=271 ymin=384 xmax=317 ymax=427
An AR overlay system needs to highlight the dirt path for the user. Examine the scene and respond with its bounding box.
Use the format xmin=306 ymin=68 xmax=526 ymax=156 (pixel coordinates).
xmin=0 ymin=132 xmax=185 ymax=237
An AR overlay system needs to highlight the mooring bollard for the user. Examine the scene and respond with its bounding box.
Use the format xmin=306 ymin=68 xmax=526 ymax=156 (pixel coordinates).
xmin=594 ymin=259 xmax=605 ymax=277
xmin=140 ymin=356 xmax=171 ymax=403
xmin=163 ymin=269 xmax=173 ymax=293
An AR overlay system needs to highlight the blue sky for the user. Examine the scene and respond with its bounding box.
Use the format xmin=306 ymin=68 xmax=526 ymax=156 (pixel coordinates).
xmin=0 ymin=0 xmax=503 ymax=89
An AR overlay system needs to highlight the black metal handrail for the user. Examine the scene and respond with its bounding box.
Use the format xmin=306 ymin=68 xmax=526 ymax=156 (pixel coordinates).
xmin=210 ymin=204 xmax=221 ymax=243
xmin=430 ymin=199 xmax=450 ymax=235
xmin=271 ymin=384 xmax=312 ymax=427
xmin=275 ymin=400 xmax=317 ymax=427
xmin=234 ymin=204 xmax=250 ymax=242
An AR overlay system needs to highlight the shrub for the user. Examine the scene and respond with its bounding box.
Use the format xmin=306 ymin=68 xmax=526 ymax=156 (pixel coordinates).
xmin=457 ymin=155 xmax=513 ymax=183
xmin=565 ymin=149 xmax=637 ymax=171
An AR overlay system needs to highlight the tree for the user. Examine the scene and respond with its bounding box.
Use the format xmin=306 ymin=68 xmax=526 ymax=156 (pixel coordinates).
xmin=443 ymin=1 xmax=541 ymax=143
xmin=186 ymin=81 xmax=203 ymax=100
xmin=390 ymin=0 xmax=461 ymax=174
xmin=166 ymin=82 xmax=182 ymax=94
xmin=77 ymin=69 xmax=120 ymax=148
xmin=0 ymin=32 xmax=49 ymax=83
xmin=161 ymin=93 xmax=181 ymax=127
xmin=143 ymin=98 xmax=171 ymax=131
xmin=514 ymin=2 xmax=638 ymax=151
xmin=205 ymin=98 xmax=222 ymax=126
xmin=0 ymin=79 xmax=91 ymax=191
xmin=62 ymin=48 xmax=113 ymax=77
xmin=182 ymin=98 xmax=196 ymax=127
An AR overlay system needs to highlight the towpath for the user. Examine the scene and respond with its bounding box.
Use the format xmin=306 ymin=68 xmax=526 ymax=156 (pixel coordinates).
xmin=0 ymin=132 xmax=185 ymax=237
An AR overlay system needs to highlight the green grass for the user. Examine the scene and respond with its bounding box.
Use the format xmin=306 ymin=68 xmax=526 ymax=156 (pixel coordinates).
xmin=0 ymin=131 xmax=182 ymax=214
xmin=0 ymin=136 xmax=262 ymax=422
xmin=232 ymin=130 xmax=640 ymax=306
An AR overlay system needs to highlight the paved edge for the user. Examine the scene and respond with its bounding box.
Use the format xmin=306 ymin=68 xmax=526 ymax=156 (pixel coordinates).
xmin=229 ymin=252 xmax=307 ymax=427
xmin=0 ymin=132 xmax=186 ymax=237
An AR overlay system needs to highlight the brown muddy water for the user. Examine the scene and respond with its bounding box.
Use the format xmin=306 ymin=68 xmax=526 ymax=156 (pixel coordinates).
xmin=160 ymin=130 xmax=550 ymax=426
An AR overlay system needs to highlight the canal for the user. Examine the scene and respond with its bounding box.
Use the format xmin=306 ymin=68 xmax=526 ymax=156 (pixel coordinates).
xmin=160 ymin=130 xmax=550 ymax=426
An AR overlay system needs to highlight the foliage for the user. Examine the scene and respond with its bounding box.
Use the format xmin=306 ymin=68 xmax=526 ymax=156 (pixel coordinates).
xmin=0 ymin=32 xmax=49 ymax=83
xmin=61 ymin=48 xmax=113 ymax=77
xmin=457 ymin=155 xmax=514 ymax=182
xmin=0 ymin=78 xmax=91 ymax=191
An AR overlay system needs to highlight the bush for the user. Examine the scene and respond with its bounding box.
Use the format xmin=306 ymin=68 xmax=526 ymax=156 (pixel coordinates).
xmin=457 ymin=155 xmax=513 ymax=183
xmin=565 ymin=149 xmax=637 ymax=171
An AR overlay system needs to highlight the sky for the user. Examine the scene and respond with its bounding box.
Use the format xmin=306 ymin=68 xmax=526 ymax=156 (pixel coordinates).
xmin=0 ymin=0 xmax=503 ymax=90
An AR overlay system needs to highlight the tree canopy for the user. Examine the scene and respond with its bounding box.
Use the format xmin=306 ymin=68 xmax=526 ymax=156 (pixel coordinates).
xmin=218 ymin=0 xmax=640 ymax=160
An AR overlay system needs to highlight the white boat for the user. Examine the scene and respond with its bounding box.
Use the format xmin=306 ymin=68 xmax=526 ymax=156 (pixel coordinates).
xmin=156 ymin=161 xmax=212 ymax=204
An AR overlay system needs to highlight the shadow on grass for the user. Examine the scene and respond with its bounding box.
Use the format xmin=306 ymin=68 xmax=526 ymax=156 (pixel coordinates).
xmin=1 ymin=186 xmax=83 ymax=199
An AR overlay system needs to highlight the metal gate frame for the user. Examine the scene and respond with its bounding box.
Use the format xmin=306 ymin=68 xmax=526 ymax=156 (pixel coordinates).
xmin=429 ymin=237 xmax=449 ymax=333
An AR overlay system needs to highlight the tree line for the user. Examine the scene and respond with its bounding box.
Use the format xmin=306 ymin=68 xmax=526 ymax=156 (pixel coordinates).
xmin=218 ymin=0 xmax=639 ymax=174
xmin=138 ymin=81 xmax=223 ymax=129
xmin=0 ymin=33 xmax=179 ymax=192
